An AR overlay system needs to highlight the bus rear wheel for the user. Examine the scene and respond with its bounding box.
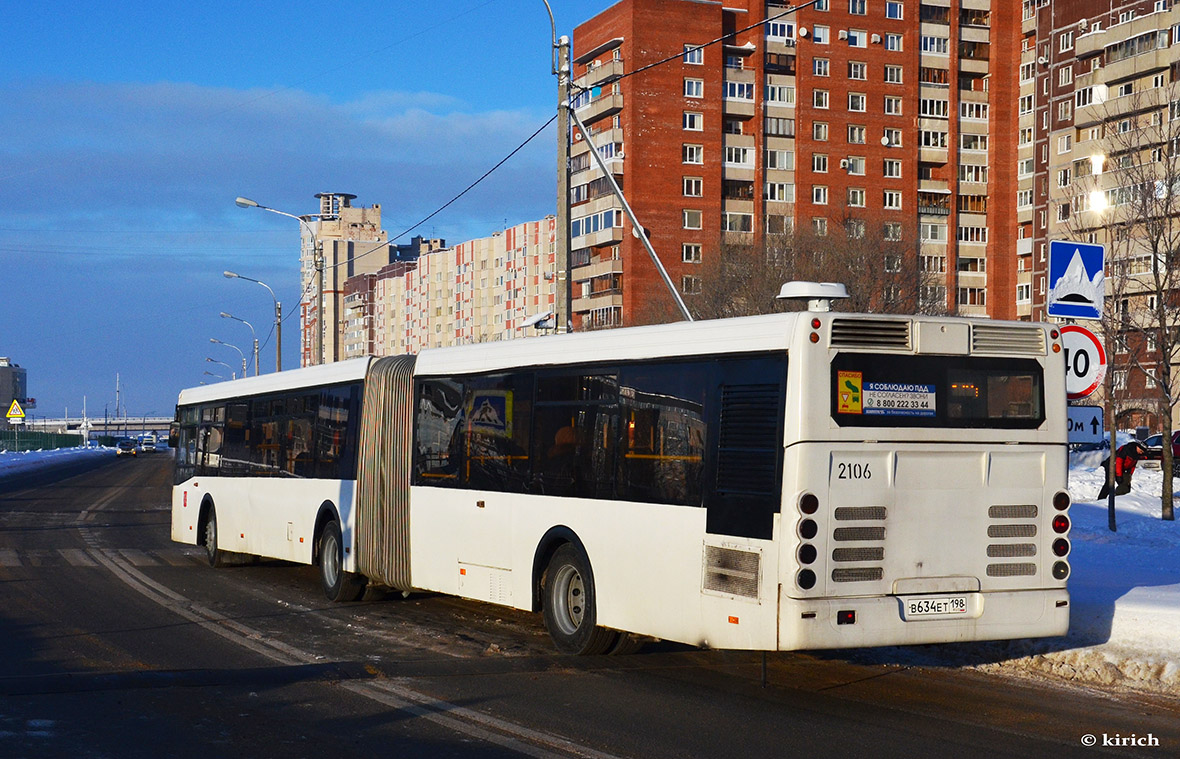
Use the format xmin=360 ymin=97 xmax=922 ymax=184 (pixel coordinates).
xmin=319 ymin=521 xmax=367 ymax=602
xmin=541 ymin=544 xmax=617 ymax=655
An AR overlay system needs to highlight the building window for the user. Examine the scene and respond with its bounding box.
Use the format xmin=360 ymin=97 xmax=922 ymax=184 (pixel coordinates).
xmin=921 ymin=222 xmax=947 ymax=242
xmin=684 ymin=78 xmax=703 ymax=98
xmin=848 ymin=92 xmax=866 ymax=111
xmin=845 ymin=218 xmax=866 ymax=238
xmin=683 ymin=144 xmax=703 ymax=164
xmin=884 ymin=159 xmax=902 ymax=178
xmin=724 ymin=81 xmax=755 ymax=100
xmin=848 ymin=29 xmax=868 ymax=47
xmin=683 ymin=45 xmax=703 ymax=65
xmin=920 ymin=98 xmax=949 ymax=118
xmin=683 ymin=112 xmax=703 ymax=130
xmin=849 ymin=0 xmax=866 ymax=13
xmin=766 ymin=149 xmax=795 ymax=170
xmin=724 ymin=146 xmax=753 ymax=166
xmin=884 ymin=65 xmax=903 ymax=83
xmin=814 ymin=89 xmax=830 ymax=108
xmin=847 ymin=188 xmax=866 ymax=207
xmin=813 ymin=154 xmax=829 ymax=173
xmin=921 ymin=35 xmax=949 ymax=54
xmin=885 ymin=33 xmax=903 ymax=51
xmin=959 ymin=164 xmax=987 ymax=183
xmin=813 ymin=25 xmax=830 ymax=44
xmin=683 ymin=177 xmax=703 ymax=197
xmin=848 ymin=61 xmax=867 ymax=80
xmin=884 ymin=96 xmax=903 ymax=115
xmin=814 ymin=58 xmax=830 ymax=76
xmin=848 ymin=125 xmax=867 ymax=144
xmin=723 ymin=212 xmax=753 ymax=232
xmin=682 ymin=275 xmax=702 ymax=295
xmin=765 ymin=182 xmax=794 ymax=202
xmin=724 ymin=118 xmax=743 ymax=135
xmin=767 ymin=214 xmax=792 ymax=234
xmin=813 ymin=121 xmax=830 ymax=141
xmin=884 ymin=222 xmax=903 ymax=241
xmin=884 ymin=190 xmax=902 ymax=209
xmin=683 ymin=210 xmax=702 ymax=229
xmin=765 ymin=117 xmax=796 ymax=136
xmin=846 ymin=156 xmax=866 ymax=175
xmin=813 ymin=185 xmax=829 ymax=204
xmin=682 ymin=243 xmax=702 ymax=263
xmin=766 ymin=84 xmax=795 ymax=105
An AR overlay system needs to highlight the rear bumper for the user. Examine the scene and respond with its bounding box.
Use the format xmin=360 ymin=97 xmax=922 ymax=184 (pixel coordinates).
xmin=779 ymin=588 xmax=1069 ymax=650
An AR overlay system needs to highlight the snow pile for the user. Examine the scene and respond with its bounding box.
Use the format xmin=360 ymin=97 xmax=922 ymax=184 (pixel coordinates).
xmin=0 ymin=445 xmax=111 ymax=477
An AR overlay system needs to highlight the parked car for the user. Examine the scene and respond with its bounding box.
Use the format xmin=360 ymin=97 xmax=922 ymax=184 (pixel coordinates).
xmin=115 ymin=439 xmax=139 ymax=457
xmin=1141 ymin=431 xmax=1180 ymax=475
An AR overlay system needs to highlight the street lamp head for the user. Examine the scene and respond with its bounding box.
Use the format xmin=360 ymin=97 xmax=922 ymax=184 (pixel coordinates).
xmin=224 ymin=271 xmax=239 ymax=279
xmin=219 ymin=312 xmax=232 ymax=319
xmin=209 ymin=338 xmax=219 ymax=344
xmin=235 ymin=197 xmax=259 ymax=209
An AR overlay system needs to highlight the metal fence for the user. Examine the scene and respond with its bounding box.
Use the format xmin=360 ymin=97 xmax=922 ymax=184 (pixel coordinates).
xmin=0 ymin=430 xmax=88 ymax=452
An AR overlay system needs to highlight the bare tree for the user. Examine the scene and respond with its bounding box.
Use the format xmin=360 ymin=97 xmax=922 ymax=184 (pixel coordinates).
xmin=1072 ymin=84 xmax=1180 ymax=521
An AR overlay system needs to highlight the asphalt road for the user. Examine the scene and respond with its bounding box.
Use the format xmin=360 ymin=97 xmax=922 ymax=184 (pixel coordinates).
xmin=0 ymin=455 xmax=1176 ymax=759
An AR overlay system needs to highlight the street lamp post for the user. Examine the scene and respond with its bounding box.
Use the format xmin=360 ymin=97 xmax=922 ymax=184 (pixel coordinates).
xmin=205 ymin=357 xmax=235 ymax=380
xmin=220 ymin=311 xmax=259 ymax=376
xmin=210 ymin=338 xmax=248 ymax=379
xmin=224 ymin=270 xmax=281 ymax=372
xmin=235 ymin=196 xmax=331 ymax=366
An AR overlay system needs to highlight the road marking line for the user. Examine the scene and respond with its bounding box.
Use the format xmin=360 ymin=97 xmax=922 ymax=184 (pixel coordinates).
xmin=83 ymin=541 xmax=625 ymax=759
xmin=60 ymin=549 xmax=98 ymax=567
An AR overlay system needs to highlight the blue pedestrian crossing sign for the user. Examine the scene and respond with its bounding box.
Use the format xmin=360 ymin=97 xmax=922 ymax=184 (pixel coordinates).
xmin=1047 ymin=240 xmax=1104 ymax=320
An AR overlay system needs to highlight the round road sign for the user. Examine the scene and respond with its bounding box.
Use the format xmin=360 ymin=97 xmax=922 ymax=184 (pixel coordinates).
xmin=1060 ymin=324 xmax=1107 ymax=400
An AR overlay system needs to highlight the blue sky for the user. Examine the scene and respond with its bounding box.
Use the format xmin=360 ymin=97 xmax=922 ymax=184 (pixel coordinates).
xmin=0 ymin=0 xmax=614 ymax=420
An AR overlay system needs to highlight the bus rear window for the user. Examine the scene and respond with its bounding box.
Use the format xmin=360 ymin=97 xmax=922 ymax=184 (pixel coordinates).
xmin=831 ymin=353 xmax=1044 ymax=429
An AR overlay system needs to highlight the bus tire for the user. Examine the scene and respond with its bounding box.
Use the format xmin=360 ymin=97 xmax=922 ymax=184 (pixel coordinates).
xmin=203 ymin=506 xmax=226 ymax=568
xmin=541 ymin=543 xmax=617 ymax=655
xmin=319 ymin=521 xmax=367 ymax=602
xmin=608 ymin=632 xmax=645 ymax=656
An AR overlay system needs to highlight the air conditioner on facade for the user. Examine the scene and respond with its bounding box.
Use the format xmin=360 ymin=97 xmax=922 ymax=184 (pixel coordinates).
xmin=1037 ymin=55 xmax=1048 ymax=65
xmin=839 ymin=158 xmax=850 ymax=169
xmin=871 ymin=33 xmax=881 ymax=43
xmin=838 ymin=29 xmax=848 ymax=40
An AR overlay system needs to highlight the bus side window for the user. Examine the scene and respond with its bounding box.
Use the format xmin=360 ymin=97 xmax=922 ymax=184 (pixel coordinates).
xmin=464 ymin=373 xmax=533 ymax=493
xmin=532 ymin=373 xmax=618 ymax=499
xmin=414 ymin=379 xmax=465 ymax=485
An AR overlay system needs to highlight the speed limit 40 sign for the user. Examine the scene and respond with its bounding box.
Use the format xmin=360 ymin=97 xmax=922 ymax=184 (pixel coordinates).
xmin=1060 ymin=324 xmax=1107 ymax=400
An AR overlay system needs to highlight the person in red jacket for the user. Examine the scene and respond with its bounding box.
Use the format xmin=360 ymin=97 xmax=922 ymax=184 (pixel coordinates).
xmin=1098 ymin=441 xmax=1148 ymax=499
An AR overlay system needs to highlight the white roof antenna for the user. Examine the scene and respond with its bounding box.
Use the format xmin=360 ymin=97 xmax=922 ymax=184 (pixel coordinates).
xmin=776 ymin=281 xmax=850 ymax=312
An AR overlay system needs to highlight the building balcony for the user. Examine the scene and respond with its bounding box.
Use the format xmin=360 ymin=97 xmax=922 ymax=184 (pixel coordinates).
xmin=1100 ymin=48 xmax=1171 ymax=88
xmin=576 ymin=92 xmax=623 ymax=126
xmin=960 ymin=26 xmax=989 ymax=44
xmin=572 ymin=292 xmax=624 ymax=313
xmin=723 ymin=98 xmax=756 ymax=118
xmin=959 ymin=57 xmax=989 ymax=75
xmin=576 ymin=58 xmax=624 ymax=90
xmin=570 ymin=257 xmax=623 ymax=282
xmin=1017 ymin=237 xmax=1033 ymax=257
xmin=919 ymin=146 xmax=949 ymax=164
xmin=571 ymin=224 xmax=623 ymax=249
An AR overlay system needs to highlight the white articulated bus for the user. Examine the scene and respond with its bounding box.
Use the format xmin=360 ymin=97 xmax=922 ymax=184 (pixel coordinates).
xmin=172 ymin=305 xmax=1071 ymax=654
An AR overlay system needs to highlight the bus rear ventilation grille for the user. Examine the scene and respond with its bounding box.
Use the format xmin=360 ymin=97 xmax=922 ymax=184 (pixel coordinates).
xmin=835 ymin=506 xmax=887 ymax=521
xmin=703 ymin=545 xmax=761 ymax=598
xmin=987 ymin=543 xmax=1037 ymax=558
xmin=832 ymin=567 xmax=884 ymax=583
xmin=833 ymin=527 xmax=886 ymax=541
xmin=832 ymin=547 xmax=884 ymax=562
xmin=989 ymin=504 xmax=1038 ymax=519
xmin=971 ymin=325 xmax=1046 ymax=355
xmin=987 ymin=524 xmax=1037 ymax=538
xmin=829 ymin=318 xmax=911 ymax=350
xmin=986 ymin=563 xmax=1037 ymax=577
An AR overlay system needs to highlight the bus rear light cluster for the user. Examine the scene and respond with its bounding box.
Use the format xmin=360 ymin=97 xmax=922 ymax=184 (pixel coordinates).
xmin=1052 ymin=514 xmax=1070 ymax=534
xmin=1052 ymin=562 xmax=1070 ymax=580
xmin=1053 ymin=491 xmax=1071 ymax=511
xmin=1052 ymin=538 xmax=1070 ymax=557
xmin=797 ymin=492 xmax=820 ymax=590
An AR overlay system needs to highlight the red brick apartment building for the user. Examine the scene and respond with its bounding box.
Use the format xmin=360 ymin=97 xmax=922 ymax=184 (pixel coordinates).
xmin=570 ymin=0 xmax=1021 ymax=325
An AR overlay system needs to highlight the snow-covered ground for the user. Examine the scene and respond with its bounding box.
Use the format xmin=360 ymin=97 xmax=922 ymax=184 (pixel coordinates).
xmin=1 ymin=445 xmax=1177 ymax=697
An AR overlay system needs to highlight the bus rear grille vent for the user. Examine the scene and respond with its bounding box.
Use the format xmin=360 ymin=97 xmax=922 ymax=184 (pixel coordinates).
xmin=989 ymin=504 xmax=1038 ymax=519
xmin=834 ymin=506 xmax=887 ymax=521
xmin=987 ymin=543 xmax=1037 ymax=558
xmin=829 ymin=318 xmax=911 ymax=350
xmin=833 ymin=527 xmax=886 ymax=541
xmin=987 ymin=524 xmax=1037 ymax=539
xmin=972 ymin=325 xmax=1046 ymax=356
xmin=703 ymin=545 xmax=761 ymax=598
xmin=717 ymin=384 xmax=781 ymax=497
xmin=987 ymin=563 xmax=1037 ymax=577
xmin=832 ymin=567 xmax=884 ymax=583
xmin=832 ymin=547 xmax=884 ymax=562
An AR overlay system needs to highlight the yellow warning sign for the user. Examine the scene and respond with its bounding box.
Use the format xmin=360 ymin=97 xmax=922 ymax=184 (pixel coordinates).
xmin=6 ymin=400 xmax=25 ymax=419
xmin=836 ymin=371 xmax=863 ymax=414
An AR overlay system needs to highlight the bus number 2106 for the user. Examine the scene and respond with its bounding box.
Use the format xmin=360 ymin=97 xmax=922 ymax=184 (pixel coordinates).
xmin=837 ymin=462 xmax=872 ymax=480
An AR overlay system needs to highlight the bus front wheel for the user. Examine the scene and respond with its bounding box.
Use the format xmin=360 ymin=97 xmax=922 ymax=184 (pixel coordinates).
xmin=203 ymin=507 xmax=226 ymax=568
xmin=319 ymin=521 xmax=367 ymax=602
xmin=541 ymin=544 xmax=617 ymax=655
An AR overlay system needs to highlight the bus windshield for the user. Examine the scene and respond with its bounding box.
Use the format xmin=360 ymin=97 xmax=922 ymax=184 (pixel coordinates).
xmin=830 ymin=353 xmax=1044 ymax=429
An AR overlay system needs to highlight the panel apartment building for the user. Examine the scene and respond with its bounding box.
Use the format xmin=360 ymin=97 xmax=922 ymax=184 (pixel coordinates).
xmin=339 ymin=217 xmax=560 ymax=357
xmin=570 ymin=0 xmax=1020 ymax=326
